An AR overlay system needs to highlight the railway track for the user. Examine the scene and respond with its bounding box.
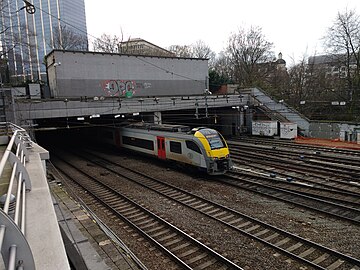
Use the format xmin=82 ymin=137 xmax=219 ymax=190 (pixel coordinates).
xmin=229 ymin=165 xmax=360 ymax=209
xmin=229 ymin=145 xmax=360 ymax=183
xmin=230 ymin=153 xmax=360 ymax=194
xmin=52 ymin=153 xmax=243 ymax=270
xmin=54 ymin=149 xmax=360 ymax=270
xmin=229 ymin=137 xmax=360 ymax=157
xmin=228 ymin=142 xmax=360 ymax=173
xmin=222 ymin=171 xmax=360 ymax=225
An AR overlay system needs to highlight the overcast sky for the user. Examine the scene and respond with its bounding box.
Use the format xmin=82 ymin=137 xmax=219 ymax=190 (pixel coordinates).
xmin=84 ymin=0 xmax=359 ymax=64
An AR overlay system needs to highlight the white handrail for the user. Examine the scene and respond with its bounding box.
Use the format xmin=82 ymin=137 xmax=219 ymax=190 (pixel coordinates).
xmin=0 ymin=122 xmax=35 ymax=269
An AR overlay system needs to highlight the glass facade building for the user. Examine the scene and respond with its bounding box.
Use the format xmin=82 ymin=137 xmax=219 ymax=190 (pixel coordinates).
xmin=0 ymin=0 xmax=87 ymax=82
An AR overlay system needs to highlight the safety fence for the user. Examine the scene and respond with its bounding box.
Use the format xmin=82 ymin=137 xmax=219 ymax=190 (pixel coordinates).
xmin=0 ymin=122 xmax=35 ymax=270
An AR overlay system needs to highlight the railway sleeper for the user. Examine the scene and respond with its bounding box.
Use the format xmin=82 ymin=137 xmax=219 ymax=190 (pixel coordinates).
xmin=185 ymin=252 xmax=209 ymax=265
xmin=285 ymin=242 xmax=303 ymax=252
xmin=152 ymin=229 xmax=171 ymax=238
xmin=178 ymin=247 xmax=200 ymax=258
xmin=327 ymin=259 xmax=345 ymax=270
xmin=146 ymin=225 xmax=165 ymax=234
xmin=200 ymin=205 xmax=214 ymax=212
xmin=236 ymin=221 xmax=252 ymax=228
xmin=206 ymin=208 xmax=222 ymax=215
xmin=136 ymin=218 xmax=153 ymax=226
xmin=254 ymin=229 xmax=270 ymax=237
xmin=244 ymin=224 xmax=261 ymax=233
xmin=122 ymin=208 xmax=141 ymax=216
xmin=298 ymin=247 xmax=316 ymax=258
xmin=212 ymin=211 xmax=228 ymax=218
xmin=194 ymin=258 xmax=218 ymax=270
xmin=115 ymin=204 xmax=136 ymax=211
xmin=141 ymin=221 xmax=159 ymax=229
xmin=182 ymin=198 xmax=197 ymax=204
xmin=191 ymin=202 xmax=208 ymax=209
xmin=163 ymin=237 xmax=183 ymax=247
xmin=274 ymin=237 xmax=291 ymax=247
xmin=127 ymin=212 xmax=144 ymax=219
xmin=172 ymin=194 xmax=189 ymax=200
xmin=311 ymin=253 xmax=329 ymax=264
xmin=220 ymin=214 xmax=235 ymax=221
xmin=131 ymin=215 xmax=149 ymax=223
xmin=263 ymin=232 xmax=279 ymax=241
xmin=227 ymin=217 xmax=244 ymax=225
xmin=110 ymin=201 xmax=128 ymax=208
xmin=171 ymin=242 xmax=191 ymax=252
xmin=158 ymin=232 xmax=178 ymax=242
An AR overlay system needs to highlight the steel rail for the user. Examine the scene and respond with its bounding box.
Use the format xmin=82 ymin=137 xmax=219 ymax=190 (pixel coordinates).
xmin=228 ymin=138 xmax=360 ymax=156
xmin=53 ymin=154 xmax=243 ymax=270
xmin=75 ymin=149 xmax=360 ymax=270
xmin=230 ymin=153 xmax=360 ymax=194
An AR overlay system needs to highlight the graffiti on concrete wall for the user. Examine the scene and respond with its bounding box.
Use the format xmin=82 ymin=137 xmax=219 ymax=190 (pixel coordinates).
xmin=252 ymin=121 xmax=277 ymax=136
xmin=101 ymin=79 xmax=152 ymax=98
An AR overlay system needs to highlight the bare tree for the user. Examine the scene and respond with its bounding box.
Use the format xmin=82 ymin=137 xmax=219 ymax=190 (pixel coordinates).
xmin=168 ymin=45 xmax=193 ymax=57
xmin=191 ymin=40 xmax=214 ymax=57
xmin=52 ymin=24 xmax=88 ymax=50
xmin=168 ymin=41 xmax=215 ymax=61
xmin=209 ymin=53 xmax=234 ymax=93
xmin=324 ymin=8 xmax=360 ymax=105
xmin=226 ymin=26 xmax=274 ymax=88
xmin=287 ymin=57 xmax=313 ymax=108
xmin=191 ymin=40 xmax=216 ymax=67
xmin=92 ymin=33 xmax=123 ymax=53
xmin=210 ymin=52 xmax=233 ymax=84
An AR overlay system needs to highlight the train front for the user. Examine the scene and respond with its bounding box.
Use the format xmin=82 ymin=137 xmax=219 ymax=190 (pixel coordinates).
xmin=193 ymin=128 xmax=233 ymax=175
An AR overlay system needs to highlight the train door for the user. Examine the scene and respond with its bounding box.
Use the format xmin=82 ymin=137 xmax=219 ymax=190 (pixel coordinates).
xmin=157 ymin=136 xmax=166 ymax=159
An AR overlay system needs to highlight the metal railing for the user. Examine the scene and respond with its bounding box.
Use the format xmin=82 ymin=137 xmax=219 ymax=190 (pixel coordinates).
xmin=0 ymin=122 xmax=35 ymax=270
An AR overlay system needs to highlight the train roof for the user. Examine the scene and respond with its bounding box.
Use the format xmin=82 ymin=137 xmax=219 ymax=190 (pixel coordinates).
xmin=125 ymin=122 xmax=191 ymax=133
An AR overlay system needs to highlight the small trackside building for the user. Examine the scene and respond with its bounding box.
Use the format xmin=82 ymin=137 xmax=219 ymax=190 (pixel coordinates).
xmin=45 ymin=50 xmax=209 ymax=98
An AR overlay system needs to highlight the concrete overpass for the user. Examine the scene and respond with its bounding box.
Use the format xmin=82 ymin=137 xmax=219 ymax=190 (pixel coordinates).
xmin=1 ymin=85 xmax=310 ymax=137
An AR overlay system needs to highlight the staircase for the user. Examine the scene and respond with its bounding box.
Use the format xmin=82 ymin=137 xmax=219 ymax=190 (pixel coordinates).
xmin=240 ymin=88 xmax=310 ymax=136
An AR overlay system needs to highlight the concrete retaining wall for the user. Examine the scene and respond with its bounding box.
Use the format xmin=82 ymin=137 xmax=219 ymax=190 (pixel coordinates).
xmin=309 ymin=121 xmax=360 ymax=143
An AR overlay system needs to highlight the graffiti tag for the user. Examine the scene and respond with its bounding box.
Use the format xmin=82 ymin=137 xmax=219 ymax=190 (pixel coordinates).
xmin=101 ymin=80 xmax=136 ymax=97
xmin=101 ymin=79 xmax=152 ymax=98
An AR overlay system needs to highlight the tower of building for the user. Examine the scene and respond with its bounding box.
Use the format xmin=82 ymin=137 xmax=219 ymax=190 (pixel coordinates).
xmin=0 ymin=0 xmax=88 ymax=83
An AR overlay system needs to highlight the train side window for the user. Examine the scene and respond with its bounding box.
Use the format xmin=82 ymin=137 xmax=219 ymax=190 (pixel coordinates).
xmin=185 ymin=140 xmax=201 ymax=154
xmin=170 ymin=141 xmax=182 ymax=154
xmin=102 ymin=130 xmax=114 ymax=139
xmin=122 ymin=136 xmax=154 ymax=150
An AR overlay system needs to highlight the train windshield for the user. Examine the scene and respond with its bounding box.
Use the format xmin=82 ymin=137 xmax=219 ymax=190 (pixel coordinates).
xmin=198 ymin=129 xmax=225 ymax=150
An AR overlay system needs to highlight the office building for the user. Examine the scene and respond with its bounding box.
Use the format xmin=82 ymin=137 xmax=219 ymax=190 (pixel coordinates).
xmin=0 ymin=0 xmax=88 ymax=83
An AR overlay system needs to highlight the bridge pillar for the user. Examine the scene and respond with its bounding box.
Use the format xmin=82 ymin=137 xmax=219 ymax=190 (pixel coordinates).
xmin=154 ymin=112 xmax=162 ymax=125
xmin=239 ymin=110 xmax=244 ymax=130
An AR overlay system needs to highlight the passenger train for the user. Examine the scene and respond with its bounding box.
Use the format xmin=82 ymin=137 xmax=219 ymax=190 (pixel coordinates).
xmin=102 ymin=122 xmax=233 ymax=175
